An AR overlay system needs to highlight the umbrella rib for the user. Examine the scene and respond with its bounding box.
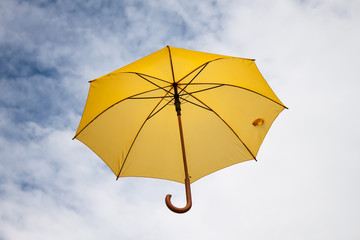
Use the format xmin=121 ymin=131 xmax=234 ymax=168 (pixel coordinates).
xmin=94 ymin=72 xmax=171 ymax=84
xmin=73 ymin=87 xmax=171 ymax=140
xmin=135 ymin=73 xmax=174 ymax=96
xmin=128 ymin=72 xmax=171 ymax=84
xmin=176 ymin=58 xmax=239 ymax=84
xmin=175 ymin=57 xmax=254 ymax=85
xmin=128 ymin=95 xmax=173 ymax=99
xmin=181 ymin=88 xmax=258 ymax=161
xmin=147 ymin=97 xmax=175 ymax=120
xmin=178 ymin=84 xmax=223 ymax=96
xmin=175 ymin=86 xmax=213 ymax=111
xmin=183 ymin=83 xmax=287 ymax=109
xmin=179 ymin=97 xmax=212 ymax=111
xmin=223 ymin=83 xmax=288 ymax=109
xmin=167 ymin=46 xmax=176 ymax=83
xmin=116 ymin=87 xmax=174 ymax=179
xmin=178 ymin=62 xmax=209 ymax=95
xmin=167 ymin=47 xmax=213 ymax=110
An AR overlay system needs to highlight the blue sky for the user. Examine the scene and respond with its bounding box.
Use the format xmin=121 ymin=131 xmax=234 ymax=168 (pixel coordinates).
xmin=1 ymin=0 xmax=360 ymax=239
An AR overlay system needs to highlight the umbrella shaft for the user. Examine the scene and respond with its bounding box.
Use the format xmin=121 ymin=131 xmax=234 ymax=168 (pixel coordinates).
xmin=165 ymin=82 xmax=192 ymax=213
xmin=177 ymin=114 xmax=189 ymax=180
xmin=173 ymin=83 xmax=189 ymax=180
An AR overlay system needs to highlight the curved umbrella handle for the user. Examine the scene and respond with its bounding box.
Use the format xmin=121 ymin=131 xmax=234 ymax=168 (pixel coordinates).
xmin=165 ymin=178 xmax=192 ymax=213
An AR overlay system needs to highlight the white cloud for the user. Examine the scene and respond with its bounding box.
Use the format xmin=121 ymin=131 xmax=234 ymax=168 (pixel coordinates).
xmin=1 ymin=0 xmax=360 ymax=239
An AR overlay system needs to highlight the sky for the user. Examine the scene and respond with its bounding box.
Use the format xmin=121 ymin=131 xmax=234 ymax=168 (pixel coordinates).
xmin=1 ymin=0 xmax=360 ymax=239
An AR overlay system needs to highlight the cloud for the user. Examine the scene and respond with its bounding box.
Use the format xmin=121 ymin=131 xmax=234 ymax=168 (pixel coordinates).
xmin=1 ymin=0 xmax=360 ymax=239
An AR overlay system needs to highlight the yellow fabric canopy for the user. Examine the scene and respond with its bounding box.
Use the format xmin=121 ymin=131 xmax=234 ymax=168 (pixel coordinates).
xmin=74 ymin=46 xmax=286 ymax=184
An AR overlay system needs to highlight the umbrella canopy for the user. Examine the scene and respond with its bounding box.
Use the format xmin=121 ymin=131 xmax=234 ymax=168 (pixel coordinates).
xmin=73 ymin=46 xmax=286 ymax=213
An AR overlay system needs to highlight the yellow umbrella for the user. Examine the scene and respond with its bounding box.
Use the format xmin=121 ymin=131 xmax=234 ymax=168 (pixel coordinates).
xmin=73 ymin=46 xmax=286 ymax=213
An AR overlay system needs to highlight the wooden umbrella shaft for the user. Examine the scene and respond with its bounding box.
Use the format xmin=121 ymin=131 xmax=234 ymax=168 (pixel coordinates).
xmin=177 ymin=114 xmax=190 ymax=180
xmin=165 ymin=84 xmax=192 ymax=213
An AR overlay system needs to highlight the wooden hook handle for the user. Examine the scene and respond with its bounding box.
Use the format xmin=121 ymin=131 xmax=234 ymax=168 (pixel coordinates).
xmin=165 ymin=178 xmax=192 ymax=213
